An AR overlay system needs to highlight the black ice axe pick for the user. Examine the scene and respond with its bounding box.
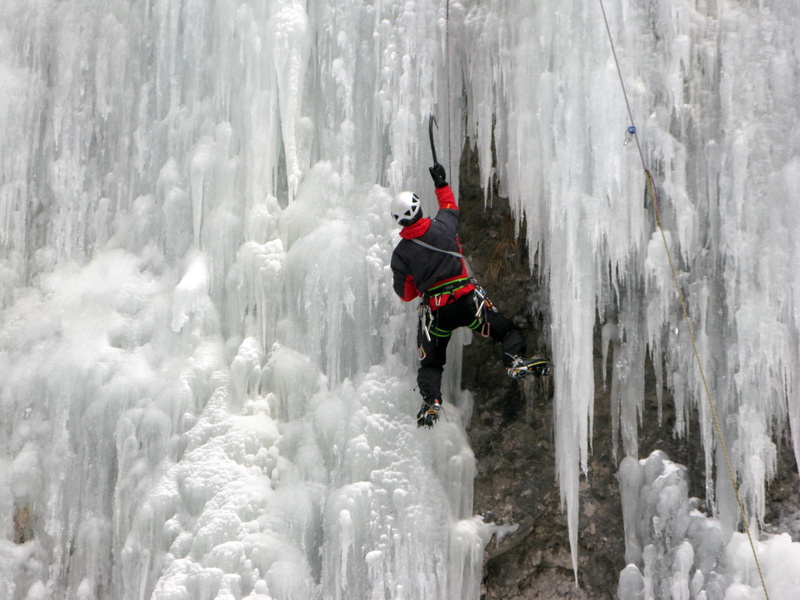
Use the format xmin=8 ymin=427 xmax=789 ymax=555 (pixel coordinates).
xmin=428 ymin=113 xmax=439 ymax=165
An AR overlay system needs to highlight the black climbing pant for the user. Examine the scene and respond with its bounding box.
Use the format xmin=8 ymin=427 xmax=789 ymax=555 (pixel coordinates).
xmin=417 ymin=291 xmax=525 ymax=401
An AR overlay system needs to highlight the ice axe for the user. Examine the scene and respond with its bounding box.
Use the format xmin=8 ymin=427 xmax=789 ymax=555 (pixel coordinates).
xmin=428 ymin=113 xmax=439 ymax=166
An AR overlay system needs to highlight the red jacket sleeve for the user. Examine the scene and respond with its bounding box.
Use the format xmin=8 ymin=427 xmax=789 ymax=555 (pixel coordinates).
xmin=402 ymin=275 xmax=419 ymax=302
xmin=435 ymin=185 xmax=457 ymax=210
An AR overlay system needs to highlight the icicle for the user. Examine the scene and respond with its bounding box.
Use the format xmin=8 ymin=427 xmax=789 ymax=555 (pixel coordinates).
xmin=268 ymin=1 xmax=311 ymax=203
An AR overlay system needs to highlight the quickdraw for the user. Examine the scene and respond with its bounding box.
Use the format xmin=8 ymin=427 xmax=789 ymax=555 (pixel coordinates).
xmin=472 ymin=282 xmax=497 ymax=338
xmin=417 ymin=301 xmax=433 ymax=359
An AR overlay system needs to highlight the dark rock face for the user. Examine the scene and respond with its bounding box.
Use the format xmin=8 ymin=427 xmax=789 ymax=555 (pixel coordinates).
xmin=455 ymin=142 xmax=799 ymax=599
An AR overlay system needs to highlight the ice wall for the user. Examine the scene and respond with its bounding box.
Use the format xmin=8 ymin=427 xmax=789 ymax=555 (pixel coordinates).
xmin=0 ymin=1 xmax=479 ymax=599
xmin=1 ymin=0 xmax=799 ymax=599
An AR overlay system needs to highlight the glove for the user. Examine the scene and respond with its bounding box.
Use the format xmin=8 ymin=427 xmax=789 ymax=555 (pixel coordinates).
xmin=429 ymin=163 xmax=448 ymax=188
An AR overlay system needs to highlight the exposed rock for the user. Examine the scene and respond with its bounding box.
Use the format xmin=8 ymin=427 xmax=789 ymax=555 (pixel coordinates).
xmin=14 ymin=503 xmax=32 ymax=544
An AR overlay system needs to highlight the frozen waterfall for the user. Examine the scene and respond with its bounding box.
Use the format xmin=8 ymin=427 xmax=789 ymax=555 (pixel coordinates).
xmin=1 ymin=1 xmax=799 ymax=599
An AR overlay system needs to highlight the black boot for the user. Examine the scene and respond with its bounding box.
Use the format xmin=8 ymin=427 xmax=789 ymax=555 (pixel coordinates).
xmin=416 ymin=398 xmax=442 ymax=428
xmin=506 ymin=354 xmax=551 ymax=380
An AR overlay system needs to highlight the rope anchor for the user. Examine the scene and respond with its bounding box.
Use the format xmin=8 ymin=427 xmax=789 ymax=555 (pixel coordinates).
xmin=624 ymin=125 xmax=636 ymax=145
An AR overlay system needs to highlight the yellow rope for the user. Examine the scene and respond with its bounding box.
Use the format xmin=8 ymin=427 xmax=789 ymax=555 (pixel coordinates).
xmin=597 ymin=0 xmax=770 ymax=596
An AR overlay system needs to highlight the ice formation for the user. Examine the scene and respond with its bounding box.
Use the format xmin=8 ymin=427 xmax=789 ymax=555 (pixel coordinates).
xmin=618 ymin=452 xmax=800 ymax=600
xmin=0 ymin=1 xmax=798 ymax=599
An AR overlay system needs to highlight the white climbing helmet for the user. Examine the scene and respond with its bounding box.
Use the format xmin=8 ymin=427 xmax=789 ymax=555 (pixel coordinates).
xmin=391 ymin=191 xmax=422 ymax=226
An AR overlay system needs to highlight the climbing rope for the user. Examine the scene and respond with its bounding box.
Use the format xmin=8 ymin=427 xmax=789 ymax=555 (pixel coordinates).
xmin=597 ymin=1 xmax=770 ymax=597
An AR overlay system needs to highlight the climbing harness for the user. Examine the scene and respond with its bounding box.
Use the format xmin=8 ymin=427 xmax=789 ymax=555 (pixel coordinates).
xmin=424 ymin=276 xmax=472 ymax=307
xmin=411 ymin=236 xmax=498 ymax=356
xmin=597 ymin=1 xmax=770 ymax=596
xmin=416 ymin=285 xmax=495 ymax=357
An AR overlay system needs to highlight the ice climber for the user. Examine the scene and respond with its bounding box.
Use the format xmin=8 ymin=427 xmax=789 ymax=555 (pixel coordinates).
xmin=390 ymin=162 xmax=550 ymax=428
